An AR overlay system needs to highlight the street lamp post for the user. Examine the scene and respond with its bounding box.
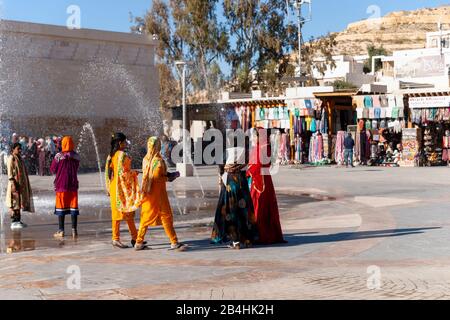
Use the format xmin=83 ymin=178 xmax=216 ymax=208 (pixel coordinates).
xmin=175 ymin=60 xmax=193 ymax=177
xmin=288 ymin=0 xmax=312 ymax=86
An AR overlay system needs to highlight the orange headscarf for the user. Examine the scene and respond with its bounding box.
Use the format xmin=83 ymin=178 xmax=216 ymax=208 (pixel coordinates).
xmin=62 ymin=136 xmax=75 ymax=153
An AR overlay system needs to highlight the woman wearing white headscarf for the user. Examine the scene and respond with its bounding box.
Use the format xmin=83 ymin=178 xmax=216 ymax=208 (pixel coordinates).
xmin=211 ymin=145 xmax=258 ymax=249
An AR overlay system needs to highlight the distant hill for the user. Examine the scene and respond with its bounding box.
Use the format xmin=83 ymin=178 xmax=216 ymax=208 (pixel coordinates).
xmin=331 ymin=5 xmax=450 ymax=56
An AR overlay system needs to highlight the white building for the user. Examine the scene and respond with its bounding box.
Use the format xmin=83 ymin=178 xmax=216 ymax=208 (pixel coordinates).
xmin=375 ymin=29 xmax=450 ymax=92
xmin=311 ymin=55 xmax=375 ymax=88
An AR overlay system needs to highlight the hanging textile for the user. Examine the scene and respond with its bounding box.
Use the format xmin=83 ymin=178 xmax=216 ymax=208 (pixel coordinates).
xmin=255 ymin=106 xmax=261 ymax=121
xmin=372 ymin=120 xmax=378 ymax=130
xmin=335 ymin=131 xmax=346 ymax=165
xmin=354 ymin=96 xmax=365 ymax=108
xmin=396 ymin=95 xmax=404 ymax=108
xmin=320 ymin=108 xmax=328 ymax=134
xmin=444 ymin=108 xmax=450 ymax=121
xmin=305 ymin=117 xmax=312 ymax=131
xmin=364 ymin=96 xmax=373 ymax=108
xmin=308 ymin=133 xmax=324 ymax=163
xmin=322 ymin=134 xmax=329 ymax=159
xmin=359 ymin=131 xmax=368 ymax=164
xmin=372 ymin=95 xmax=381 ymax=108
xmin=356 ymin=108 xmax=363 ymax=119
xmin=295 ymin=135 xmax=302 ymax=162
xmin=374 ymin=108 xmax=381 ymax=119
xmin=265 ymin=108 xmax=270 ymax=121
xmin=388 ymin=95 xmax=397 ymax=108
xmin=279 ymin=133 xmax=286 ymax=163
xmin=305 ymin=99 xmax=313 ymax=109
xmin=251 ymin=107 xmax=256 ymax=128
xmin=310 ymin=118 xmax=317 ymax=133
xmin=274 ymin=107 xmax=280 ymax=120
xmin=380 ymin=95 xmax=388 ymax=108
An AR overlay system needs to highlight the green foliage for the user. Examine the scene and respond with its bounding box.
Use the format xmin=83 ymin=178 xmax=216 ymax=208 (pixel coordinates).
xmin=223 ymin=0 xmax=297 ymax=93
xmin=302 ymin=33 xmax=337 ymax=86
xmin=363 ymin=45 xmax=388 ymax=73
xmin=132 ymin=0 xmax=228 ymax=104
xmin=333 ymin=80 xmax=358 ymax=90
xmin=133 ymin=0 xmax=338 ymax=101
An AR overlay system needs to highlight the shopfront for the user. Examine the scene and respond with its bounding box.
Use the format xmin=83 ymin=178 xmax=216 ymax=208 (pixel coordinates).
xmin=406 ymin=92 xmax=450 ymax=166
xmin=353 ymin=93 xmax=407 ymax=166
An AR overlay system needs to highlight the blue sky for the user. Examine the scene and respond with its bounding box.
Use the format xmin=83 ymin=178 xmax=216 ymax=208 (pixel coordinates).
xmin=1 ymin=0 xmax=449 ymax=38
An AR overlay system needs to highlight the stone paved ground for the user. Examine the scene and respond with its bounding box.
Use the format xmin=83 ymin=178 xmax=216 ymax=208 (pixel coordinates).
xmin=1 ymin=165 xmax=450 ymax=300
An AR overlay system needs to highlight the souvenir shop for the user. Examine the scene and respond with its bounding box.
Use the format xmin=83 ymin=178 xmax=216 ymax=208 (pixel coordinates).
xmin=223 ymin=97 xmax=330 ymax=165
xmin=351 ymin=94 xmax=407 ymax=166
xmin=407 ymin=93 xmax=450 ymax=167
xmin=314 ymin=91 xmax=358 ymax=165
xmin=285 ymin=97 xmax=330 ymax=165
xmin=224 ymin=100 xmax=293 ymax=164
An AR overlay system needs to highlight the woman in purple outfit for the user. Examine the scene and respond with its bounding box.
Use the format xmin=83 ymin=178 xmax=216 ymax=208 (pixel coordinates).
xmin=50 ymin=136 xmax=80 ymax=239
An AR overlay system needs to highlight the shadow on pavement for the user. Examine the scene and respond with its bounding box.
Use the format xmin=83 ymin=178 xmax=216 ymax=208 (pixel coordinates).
xmin=178 ymin=227 xmax=441 ymax=252
xmin=276 ymin=227 xmax=442 ymax=247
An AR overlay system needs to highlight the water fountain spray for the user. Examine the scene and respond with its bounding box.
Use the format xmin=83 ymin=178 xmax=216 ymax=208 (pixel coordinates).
xmin=77 ymin=122 xmax=104 ymax=190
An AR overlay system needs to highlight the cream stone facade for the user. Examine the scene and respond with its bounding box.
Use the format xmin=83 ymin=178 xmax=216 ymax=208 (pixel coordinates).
xmin=0 ymin=20 xmax=160 ymax=168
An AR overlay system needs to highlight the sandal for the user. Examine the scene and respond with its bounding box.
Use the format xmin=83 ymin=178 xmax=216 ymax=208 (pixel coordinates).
xmin=227 ymin=242 xmax=241 ymax=250
xmin=169 ymin=243 xmax=188 ymax=251
xmin=134 ymin=242 xmax=151 ymax=251
xmin=112 ymin=240 xmax=128 ymax=249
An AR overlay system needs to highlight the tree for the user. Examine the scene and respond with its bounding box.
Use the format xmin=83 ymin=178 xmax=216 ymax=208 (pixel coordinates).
xmin=132 ymin=0 xmax=228 ymax=105
xmin=333 ymin=79 xmax=358 ymax=90
xmin=132 ymin=0 xmax=182 ymax=109
xmin=223 ymin=0 xmax=297 ymax=93
xmin=364 ymin=45 xmax=388 ymax=74
xmin=301 ymin=33 xmax=337 ymax=86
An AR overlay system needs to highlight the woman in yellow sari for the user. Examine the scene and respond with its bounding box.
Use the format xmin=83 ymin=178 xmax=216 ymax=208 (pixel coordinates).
xmin=105 ymin=133 xmax=141 ymax=249
xmin=135 ymin=136 xmax=186 ymax=251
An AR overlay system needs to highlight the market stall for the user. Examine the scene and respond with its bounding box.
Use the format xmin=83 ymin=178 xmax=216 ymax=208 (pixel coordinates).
xmin=353 ymin=94 xmax=406 ymax=166
xmin=407 ymin=93 xmax=450 ymax=166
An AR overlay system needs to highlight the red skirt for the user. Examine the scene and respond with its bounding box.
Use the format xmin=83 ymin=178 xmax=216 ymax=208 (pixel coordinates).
xmin=250 ymin=175 xmax=285 ymax=244
xmin=55 ymin=192 xmax=79 ymax=216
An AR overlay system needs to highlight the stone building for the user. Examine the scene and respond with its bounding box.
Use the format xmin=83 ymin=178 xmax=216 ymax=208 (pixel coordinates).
xmin=0 ymin=20 xmax=160 ymax=169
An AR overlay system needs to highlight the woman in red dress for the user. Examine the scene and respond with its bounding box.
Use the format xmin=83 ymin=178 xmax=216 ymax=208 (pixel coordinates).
xmin=247 ymin=128 xmax=286 ymax=245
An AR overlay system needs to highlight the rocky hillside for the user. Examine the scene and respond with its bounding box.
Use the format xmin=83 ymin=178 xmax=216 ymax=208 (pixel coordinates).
xmin=332 ymin=5 xmax=450 ymax=56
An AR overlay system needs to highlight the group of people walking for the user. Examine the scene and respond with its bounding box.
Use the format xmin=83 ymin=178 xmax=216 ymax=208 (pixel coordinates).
xmin=4 ymin=128 xmax=286 ymax=252
xmin=105 ymin=133 xmax=185 ymax=250
xmin=212 ymin=127 xmax=286 ymax=249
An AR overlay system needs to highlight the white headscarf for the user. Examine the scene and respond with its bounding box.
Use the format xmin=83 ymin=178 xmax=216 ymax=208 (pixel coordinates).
xmin=226 ymin=147 xmax=246 ymax=165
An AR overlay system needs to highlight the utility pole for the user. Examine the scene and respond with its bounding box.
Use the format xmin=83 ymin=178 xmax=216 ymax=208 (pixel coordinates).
xmin=288 ymin=0 xmax=312 ymax=86
xmin=175 ymin=60 xmax=193 ymax=177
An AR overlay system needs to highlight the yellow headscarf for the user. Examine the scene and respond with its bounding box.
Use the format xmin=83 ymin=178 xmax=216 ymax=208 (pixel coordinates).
xmin=141 ymin=136 xmax=163 ymax=194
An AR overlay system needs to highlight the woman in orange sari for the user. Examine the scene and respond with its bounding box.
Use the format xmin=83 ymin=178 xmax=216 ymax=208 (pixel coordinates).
xmin=135 ymin=136 xmax=186 ymax=251
xmin=105 ymin=133 xmax=141 ymax=249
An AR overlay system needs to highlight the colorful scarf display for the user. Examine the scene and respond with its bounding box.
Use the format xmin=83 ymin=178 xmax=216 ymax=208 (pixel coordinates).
xmin=335 ymin=131 xmax=346 ymax=165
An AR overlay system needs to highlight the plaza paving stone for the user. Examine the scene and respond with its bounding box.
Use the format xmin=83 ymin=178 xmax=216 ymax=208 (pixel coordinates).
xmin=1 ymin=165 xmax=450 ymax=299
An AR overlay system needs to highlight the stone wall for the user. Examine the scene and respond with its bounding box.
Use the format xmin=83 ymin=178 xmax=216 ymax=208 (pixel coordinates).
xmin=0 ymin=20 xmax=161 ymax=169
